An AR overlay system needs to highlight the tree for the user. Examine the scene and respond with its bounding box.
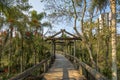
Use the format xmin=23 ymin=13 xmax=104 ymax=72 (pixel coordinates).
xmin=0 ymin=0 xmax=32 ymax=76
xmin=29 ymin=10 xmax=51 ymax=64
xmin=110 ymin=0 xmax=117 ymax=80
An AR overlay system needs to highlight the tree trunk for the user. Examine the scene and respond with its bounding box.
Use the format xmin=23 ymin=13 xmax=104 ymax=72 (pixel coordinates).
xmin=110 ymin=0 xmax=117 ymax=80
xmin=71 ymin=0 xmax=96 ymax=67
xmin=80 ymin=0 xmax=96 ymax=68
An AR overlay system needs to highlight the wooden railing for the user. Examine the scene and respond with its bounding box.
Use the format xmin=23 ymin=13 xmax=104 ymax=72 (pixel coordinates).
xmin=9 ymin=56 xmax=54 ymax=80
xmin=64 ymin=54 xmax=108 ymax=80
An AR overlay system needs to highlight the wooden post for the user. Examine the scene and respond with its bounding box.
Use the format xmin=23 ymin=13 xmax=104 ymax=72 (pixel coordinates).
xmin=44 ymin=62 xmax=46 ymax=72
xmin=79 ymin=65 xmax=83 ymax=75
xmin=67 ymin=43 xmax=69 ymax=54
xmin=50 ymin=42 xmax=53 ymax=56
xmin=73 ymin=40 xmax=76 ymax=66
xmin=51 ymin=40 xmax=55 ymax=64
xmin=46 ymin=61 xmax=48 ymax=71
xmin=70 ymin=43 xmax=71 ymax=55
xmin=74 ymin=40 xmax=76 ymax=57
xmin=65 ymin=40 xmax=68 ymax=55
xmin=68 ymin=44 xmax=70 ymax=55
xmin=48 ymin=60 xmax=50 ymax=68
xmin=52 ymin=41 xmax=53 ymax=56
xmin=69 ymin=43 xmax=71 ymax=60
xmin=51 ymin=41 xmax=54 ymax=64
xmin=53 ymin=41 xmax=56 ymax=59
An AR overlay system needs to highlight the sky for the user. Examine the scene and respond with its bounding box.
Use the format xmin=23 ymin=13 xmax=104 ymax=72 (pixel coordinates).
xmin=28 ymin=0 xmax=76 ymax=36
xmin=29 ymin=0 xmax=120 ymax=35
xmin=29 ymin=0 xmax=44 ymax=12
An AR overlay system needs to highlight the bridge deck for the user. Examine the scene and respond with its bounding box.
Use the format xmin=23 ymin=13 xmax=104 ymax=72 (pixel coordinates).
xmin=42 ymin=54 xmax=86 ymax=80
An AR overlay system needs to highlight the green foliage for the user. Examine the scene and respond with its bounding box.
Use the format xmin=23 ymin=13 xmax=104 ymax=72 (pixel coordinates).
xmin=61 ymin=33 xmax=67 ymax=38
xmin=117 ymin=38 xmax=120 ymax=79
xmin=0 ymin=0 xmax=52 ymax=79
xmin=30 ymin=10 xmax=45 ymax=21
xmin=102 ymin=67 xmax=112 ymax=79
xmin=89 ymin=0 xmax=109 ymax=13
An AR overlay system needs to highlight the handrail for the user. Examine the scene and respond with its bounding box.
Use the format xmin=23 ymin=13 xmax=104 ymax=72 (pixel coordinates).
xmin=64 ymin=54 xmax=108 ymax=80
xmin=9 ymin=56 xmax=53 ymax=80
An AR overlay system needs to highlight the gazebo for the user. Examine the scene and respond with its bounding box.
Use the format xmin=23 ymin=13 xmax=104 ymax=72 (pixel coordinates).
xmin=45 ymin=29 xmax=82 ymax=58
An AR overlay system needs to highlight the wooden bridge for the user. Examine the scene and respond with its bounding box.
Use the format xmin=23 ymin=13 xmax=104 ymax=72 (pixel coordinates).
xmin=42 ymin=54 xmax=85 ymax=80
xmin=9 ymin=53 xmax=107 ymax=80
xmin=9 ymin=30 xmax=108 ymax=80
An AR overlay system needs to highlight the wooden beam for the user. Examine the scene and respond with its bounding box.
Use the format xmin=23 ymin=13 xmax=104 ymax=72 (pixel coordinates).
xmin=46 ymin=37 xmax=82 ymax=40
xmin=48 ymin=31 xmax=61 ymax=39
xmin=64 ymin=30 xmax=78 ymax=38
xmin=45 ymin=29 xmax=82 ymax=41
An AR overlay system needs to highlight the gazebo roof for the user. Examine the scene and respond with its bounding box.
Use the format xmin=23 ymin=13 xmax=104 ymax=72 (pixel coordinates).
xmin=46 ymin=29 xmax=82 ymax=41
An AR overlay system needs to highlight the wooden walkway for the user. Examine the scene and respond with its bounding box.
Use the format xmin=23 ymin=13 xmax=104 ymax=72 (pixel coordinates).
xmin=42 ymin=54 xmax=86 ymax=80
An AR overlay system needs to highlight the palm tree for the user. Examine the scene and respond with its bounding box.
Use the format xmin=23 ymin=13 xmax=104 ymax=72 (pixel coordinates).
xmin=30 ymin=10 xmax=52 ymax=64
xmin=0 ymin=0 xmax=14 ymax=75
xmin=0 ymin=0 xmax=32 ymax=75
